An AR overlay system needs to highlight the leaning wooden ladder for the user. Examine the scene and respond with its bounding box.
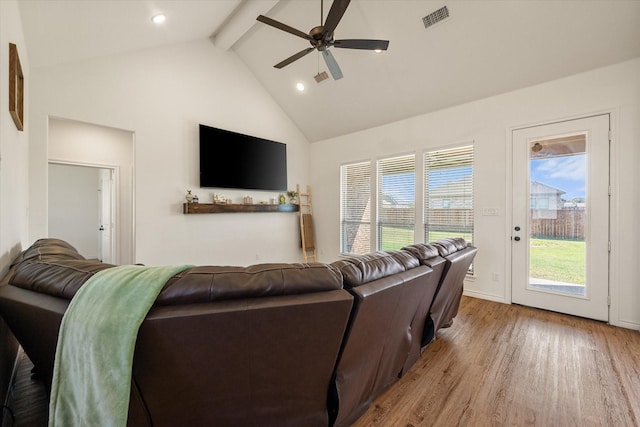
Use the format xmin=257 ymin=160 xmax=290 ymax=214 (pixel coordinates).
xmin=297 ymin=184 xmax=317 ymax=262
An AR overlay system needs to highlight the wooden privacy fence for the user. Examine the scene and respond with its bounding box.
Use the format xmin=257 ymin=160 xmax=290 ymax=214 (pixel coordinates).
xmin=378 ymin=207 xmax=583 ymax=239
xmin=531 ymin=208 xmax=585 ymax=240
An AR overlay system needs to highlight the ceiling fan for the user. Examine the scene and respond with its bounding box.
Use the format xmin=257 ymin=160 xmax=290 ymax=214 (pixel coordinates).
xmin=256 ymin=0 xmax=389 ymax=80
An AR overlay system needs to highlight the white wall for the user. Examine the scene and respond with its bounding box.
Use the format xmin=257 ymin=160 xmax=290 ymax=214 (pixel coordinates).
xmin=48 ymin=118 xmax=134 ymax=264
xmin=0 ymin=0 xmax=29 ymax=406
xmin=48 ymin=164 xmax=100 ymax=258
xmin=310 ymin=58 xmax=640 ymax=330
xmin=0 ymin=0 xmax=30 ymax=272
xmin=30 ymin=38 xmax=310 ymax=266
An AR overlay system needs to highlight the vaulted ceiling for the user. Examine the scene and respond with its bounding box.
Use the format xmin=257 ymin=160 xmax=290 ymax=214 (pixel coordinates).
xmin=18 ymin=0 xmax=640 ymax=142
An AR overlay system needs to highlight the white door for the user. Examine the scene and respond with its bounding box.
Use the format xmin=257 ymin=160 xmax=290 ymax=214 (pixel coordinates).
xmin=98 ymin=169 xmax=114 ymax=263
xmin=511 ymin=115 xmax=610 ymax=321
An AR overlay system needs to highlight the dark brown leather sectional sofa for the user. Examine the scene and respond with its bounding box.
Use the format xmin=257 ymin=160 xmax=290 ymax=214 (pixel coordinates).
xmin=0 ymin=238 xmax=476 ymax=426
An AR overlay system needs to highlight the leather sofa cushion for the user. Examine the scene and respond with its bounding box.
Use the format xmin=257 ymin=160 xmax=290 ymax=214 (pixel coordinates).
xmin=432 ymin=238 xmax=468 ymax=256
xmin=387 ymin=250 xmax=420 ymax=270
xmin=156 ymin=263 xmax=344 ymax=305
xmin=9 ymin=259 xmax=115 ymax=300
xmin=331 ymin=251 xmax=417 ymax=288
xmin=18 ymin=238 xmax=86 ymax=264
xmin=402 ymin=243 xmax=440 ymax=261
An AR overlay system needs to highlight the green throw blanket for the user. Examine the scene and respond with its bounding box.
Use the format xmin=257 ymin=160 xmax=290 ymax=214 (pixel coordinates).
xmin=48 ymin=264 xmax=192 ymax=427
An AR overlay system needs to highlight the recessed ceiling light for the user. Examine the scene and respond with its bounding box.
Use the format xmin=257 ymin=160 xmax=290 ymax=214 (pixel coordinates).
xmin=296 ymin=82 xmax=305 ymax=92
xmin=151 ymin=14 xmax=166 ymax=24
xmin=374 ymin=49 xmax=383 ymax=53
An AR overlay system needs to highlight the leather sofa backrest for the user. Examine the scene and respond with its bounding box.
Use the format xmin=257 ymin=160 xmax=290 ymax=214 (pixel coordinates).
xmin=157 ymin=263 xmax=344 ymax=305
xmin=329 ymin=251 xmax=438 ymax=427
xmin=331 ymin=250 xmax=410 ymax=287
xmin=9 ymin=255 xmax=343 ymax=307
xmin=387 ymin=249 xmax=421 ymax=270
xmin=402 ymin=242 xmax=440 ymax=260
xmin=429 ymin=238 xmax=478 ymax=331
xmin=9 ymin=259 xmax=115 ymax=300
xmin=401 ymin=243 xmax=448 ymax=346
xmin=432 ymin=237 xmax=468 ymax=256
xmin=133 ymin=287 xmax=353 ymax=427
xmin=19 ymin=238 xmax=86 ymax=263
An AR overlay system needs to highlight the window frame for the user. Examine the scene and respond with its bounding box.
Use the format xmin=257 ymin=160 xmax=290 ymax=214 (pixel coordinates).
xmin=376 ymin=153 xmax=416 ymax=251
xmin=423 ymin=143 xmax=475 ymax=255
xmin=340 ymin=160 xmax=373 ymax=255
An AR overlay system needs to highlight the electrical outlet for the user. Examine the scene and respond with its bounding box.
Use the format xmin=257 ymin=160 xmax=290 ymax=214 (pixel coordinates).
xmin=492 ymin=272 xmax=500 ymax=282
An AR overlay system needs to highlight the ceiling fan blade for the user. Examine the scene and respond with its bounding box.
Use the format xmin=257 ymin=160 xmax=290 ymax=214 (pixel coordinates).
xmin=274 ymin=47 xmax=316 ymax=69
xmin=322 ymin=50 xmax=343 ymax=80
xmin=257 ymin=15 xmax=312 ymax=41
xmin=323 ymin=0 xmax=351 ymax=39
xmin=333 ymin=39 xmax=390 ymax=51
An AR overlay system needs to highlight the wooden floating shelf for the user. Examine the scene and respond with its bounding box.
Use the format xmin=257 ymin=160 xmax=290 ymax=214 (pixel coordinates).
xmin=183 ymin=203 xmax=299 ymax=214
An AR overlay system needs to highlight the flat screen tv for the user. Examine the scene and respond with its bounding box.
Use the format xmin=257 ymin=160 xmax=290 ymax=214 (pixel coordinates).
xmin=199 ymin=124 xmax=287 ymax=191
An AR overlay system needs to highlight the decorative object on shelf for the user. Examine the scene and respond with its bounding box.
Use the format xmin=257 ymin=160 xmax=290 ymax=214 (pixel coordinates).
xmin=277 ymin=204 xmax=297 ymax=212
xmin=9 ymin=43 xmax=24 ymax=131
xmin=243 ymin=196 xmax=253 ymax=204
xmin=185 ymin=190 xmax=194 ymax=203
xmin=287 ymin=190 xmax=298 ymax=204
xmin=279 ymin=194 xmax=286 ymax=205
xmin=193 ymin=194 xmax=199 ymax=204
xmin=213 ymin=194 xmax=231 ymax=204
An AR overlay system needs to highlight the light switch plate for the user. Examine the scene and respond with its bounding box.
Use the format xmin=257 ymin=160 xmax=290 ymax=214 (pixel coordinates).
xmin=482 ymin=207 xmax=499 ymax=216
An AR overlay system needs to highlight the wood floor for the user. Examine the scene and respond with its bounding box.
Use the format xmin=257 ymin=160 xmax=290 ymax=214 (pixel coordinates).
xmin=4 ymin=350 xmax=47 ymax=427
xmin=4 ymin=296 xmax=640 ymax=426
xmin=353 ymin=296 xmax=640 ymax=427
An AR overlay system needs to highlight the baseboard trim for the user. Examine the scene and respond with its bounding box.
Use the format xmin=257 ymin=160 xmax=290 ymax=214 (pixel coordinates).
xmin=463 ymin=290 xmax=507 ymax=303
xmin=610 ymin=319 xmax=640 ymax=331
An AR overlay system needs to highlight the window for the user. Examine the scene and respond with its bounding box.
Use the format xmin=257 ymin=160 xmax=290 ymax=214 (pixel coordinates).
xmin=340 ymin=161 xmax=372 ymax=254
xmin=377 ymin=154 xmax=415 ymax=250
xmin=424 ymin=145 xmax=474 ymax=244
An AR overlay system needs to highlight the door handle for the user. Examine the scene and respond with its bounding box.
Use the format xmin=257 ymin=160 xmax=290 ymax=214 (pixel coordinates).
xmin=99 ymin=226 xmax=104 ymax=231
xmin=514 ymin=236 xmax=520 ymax=241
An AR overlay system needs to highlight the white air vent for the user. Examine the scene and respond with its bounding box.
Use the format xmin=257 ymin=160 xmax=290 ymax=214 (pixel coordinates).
xmin=422 ymin=5 xmax=450 ymax=29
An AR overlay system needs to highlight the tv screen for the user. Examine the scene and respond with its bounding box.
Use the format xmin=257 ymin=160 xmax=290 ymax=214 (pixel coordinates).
xmin=199 ymin=124 xmax=288 ymax=191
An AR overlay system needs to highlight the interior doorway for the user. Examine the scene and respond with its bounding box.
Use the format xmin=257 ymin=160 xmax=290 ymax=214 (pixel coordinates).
xmin=48 ymin=162 xmax=116 ymax=262
xmin=47 ymin=117 xmax=134 ymax=265
xmin=511 ymin=115 xmax=610 ymax=321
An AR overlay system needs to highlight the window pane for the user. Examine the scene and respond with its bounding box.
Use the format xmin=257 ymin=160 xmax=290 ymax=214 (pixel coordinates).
xmin=377 ymin=154 xmax=415 ymax=250
xmin=341 ymin=161 xmax=371 ymax=254
xmin=424 ymin=145 xmax=474 ymax=244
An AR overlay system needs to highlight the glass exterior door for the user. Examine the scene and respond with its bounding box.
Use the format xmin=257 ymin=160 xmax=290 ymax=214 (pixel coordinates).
xmin=528 ymin=134 xmax=586 ymax=296
xmin=512 ymin=115 xmax=609 ymax=321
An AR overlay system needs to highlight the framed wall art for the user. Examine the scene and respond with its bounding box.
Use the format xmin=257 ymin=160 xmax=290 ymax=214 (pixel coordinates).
xmin=9 ymin=43 xmax=24 ymax=131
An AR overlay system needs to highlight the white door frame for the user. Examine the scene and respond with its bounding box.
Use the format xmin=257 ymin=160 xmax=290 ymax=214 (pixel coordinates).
xmin=48 ymin=160 xmax=119 ymax=263
xmin=506 ymin=110 xmax=618 ymax=323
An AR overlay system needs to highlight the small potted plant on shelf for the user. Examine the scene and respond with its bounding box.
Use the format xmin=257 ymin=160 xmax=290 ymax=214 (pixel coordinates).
xmin=287 ymin=190 xmax=298 ymax=204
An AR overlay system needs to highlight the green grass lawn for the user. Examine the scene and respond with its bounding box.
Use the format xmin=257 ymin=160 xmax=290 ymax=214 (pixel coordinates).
xmin=379 ymin=226 xmax=414 ymax=251
xmin=378 ymin=228 xmax=583 ymax=285
xmin=530 ymin=238 xmax=585 ymax=284
xmin=379 ymin=227 xmax=472 ymax=251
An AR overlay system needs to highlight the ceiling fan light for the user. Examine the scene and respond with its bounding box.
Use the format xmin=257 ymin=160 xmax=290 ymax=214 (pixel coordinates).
xmin=314 ymin=71 xmax=329 ymax=83
xmin=151 ymin=14 xmax=166 ymax=25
